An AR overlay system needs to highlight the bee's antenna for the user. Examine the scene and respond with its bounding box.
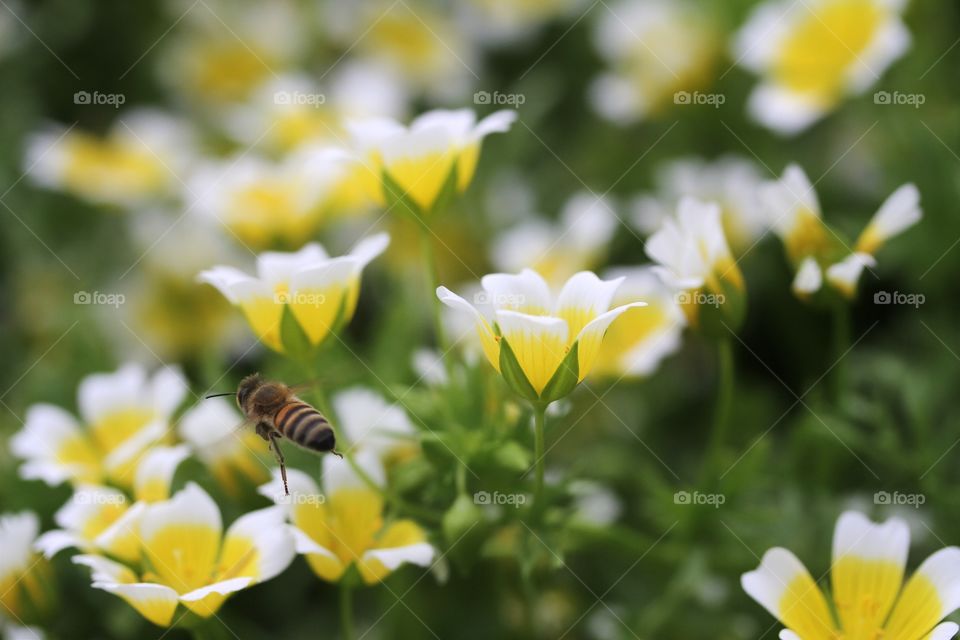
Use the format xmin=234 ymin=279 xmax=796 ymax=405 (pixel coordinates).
xmin=205 ymin=392 xmax=235 ymax=399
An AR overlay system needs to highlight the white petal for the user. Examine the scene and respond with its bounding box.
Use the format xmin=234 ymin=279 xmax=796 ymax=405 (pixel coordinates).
xmin=289 ymin=256 xmax=357 ymax=292
xmin=323 ymin=449 xmax=384 ymax=495
xmin=574 ymin=302 xmax=647 ymax=345
xmin=134 ymin=444 xmax=190 ymax=501
xmin=741 ymin=547 xmax=814 ymax=622
xmin=778 ymin=631 xmax=801 ymax=640
xmin=103 ymin=419 xmax=167 ymax=475
xmin=178 ymin=398 xmax=245 ymax=451
xmin=77 ymin=363 xmax=148 ymax=425
xmin=257 ymin=243 xmax=328 ymax=286
xmin=196 ymin=266 xmax=261 ymax=304
xmin=825 ymin=253 xmax=876 ymax=295
xmin=72 ymin=554 xmax=136 ymax=583
xmin=12 ymin=404 xmax=81 ymax=460
xmin=179 ymin=577 xmax=254 ymax=602
xmin=792 ymin=258 xmax=823 ymax=295
xmin=481 ymin=269 xmax=552 ymax=312
xmin=556 ymin=271 xmax=624 ymax=318
xmin=54 ymin=485 xmax=127 ymax=530
xmin=908 ymin=547 xmax=960 ymax=620
xmin=288 ymin=526 xmax=339 ymax=559
xmin=332 ymin=387 xmax=415 ymax=458
xmin=140 ymin=482 xmax=222 ymax=543
xmin=225 ymin=512 xmax=296 ymax=582
xmin=747 ymin=84 xmax=828 ymax=135
xmin=471 ymin=109 xmax=517 ymax=140
xmin=437 ymin=286 xmax=488 ymax=324
xmin=257 ymin=468 xmax=322 ymax=505
xmin=762 ymin=164 xmax=821 ymax=237
xmin=91 ymin=582 xmax=180 ymax=626
xmin=929 ymin=622 xmax=960 ymax=640
xmin=94 ymin=501 xmax=146 ymax=553
xmin=34 ymin=530 xmax=84 ymax=558
xmin=863 ymin=183 xmax=922 ymax=246
xmin=150 ymin=367 xmax=189 ymax=418
xmin=347 ymin=232 xmax=390 ymax=268
xmin=362 ymin=542 xmax=435 ymax=571
xmin=832 ymin=510 xmax=909 ymax=566
xmin=0 ymin=512 xmax=40 ymax=577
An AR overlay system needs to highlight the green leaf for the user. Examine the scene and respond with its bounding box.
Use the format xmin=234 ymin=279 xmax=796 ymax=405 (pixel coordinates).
xmin=279 ymin=304 xmax=313 ymax=360
xmin=539 ymin=341 xmax=580 ymax=404
xmin=493 ymin=441 xmax=531 ymax=473
xmin=428 ymin=159 xmax=460 ymax=217
xmin=498 ymin=336 xmax=539 ymax=403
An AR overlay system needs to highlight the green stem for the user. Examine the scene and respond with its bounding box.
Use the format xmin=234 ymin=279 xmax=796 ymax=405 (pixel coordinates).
xmin=533 ymin=403 xmax=547 ymax=509
xmin=702 ymin=338 xmax=734 ymax=486
xmin=419 ymin=224 xmax=447 ymax=353
xmin=344 ymin=450 xmax=442 ymax=523
xmin=340 ymin=581 xmax=356 ymax=640
xmin=830 ymin=303 xmax=851 ymax=402
xmin=455 ymin=462 xmax=467 ymax=496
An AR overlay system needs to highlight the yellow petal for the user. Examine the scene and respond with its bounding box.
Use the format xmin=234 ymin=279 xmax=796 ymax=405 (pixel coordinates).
xmin=384 ymin=150 xmax=456 ymax=212
xmin=496 ymin=311 xmax=569 ymax=394
xmin=239 ymin=296 xmax=284 ymax=351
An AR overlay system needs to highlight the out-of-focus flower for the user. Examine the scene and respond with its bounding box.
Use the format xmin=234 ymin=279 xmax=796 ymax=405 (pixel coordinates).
xmin=325 ymin=2 xmax=478 ymax=101
xmin=25 ymin=110 xmax=195 ymax=209
xmin=331 ymin=388 xmax=418 ymax=464
xmin=457 ymin=0 xmax=583 ymax=45
xmin=733 ymin=0 xmax=911 ymax=134
xmin=589 ymin=0 xmax=719 ymax=124
xmin=0 ymin=513 xmax=50 ymax=623
xmin=591 ymin=267 xmax=685 ymax=379
xmin=178 ymin=399 xmax=270 ymax=494
xmin=742 ymin=511 xmax=960 ymax=640
xmin=632 ymin=156 xmax=768 ymax=252
xmin=224 ymin=67 xmax=409 ymax=155
xmin=762 ymin=164 xmax=921 ymax=300
xmin=34 ymin=446 xmax=189 ymax=562
xmin=259 ymin=453 xmax=434 ymax=584
xmin=646 ymin=198 xmax=746 ymax=334
xmin=437 ymin=269 xmax=644 ymax=403
xmin=569 ymin=480 xmax=622 ymax=526
xmin=491 ymin=192 xmax=618 ymax=286
xmin=189 ymin=147 xmax=350 ymax=250
xmin=348 ymin=109 xmax=516 ymax=214
xmin=160 ymin=0 xmax=306 ymax=106
xmin=74 ymin=483 xmax=296 ymax=626
xmin=198 ymin=234 xmax=388 ymax=353
xmin=11 ymin=364 xmax=188 ymax=488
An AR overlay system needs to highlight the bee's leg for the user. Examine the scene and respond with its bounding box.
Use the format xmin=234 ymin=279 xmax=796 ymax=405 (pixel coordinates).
xmin=255 ymin=421 xmax=271 ymax=442
xmin=268 ymin=431 xmax=289 ymax=495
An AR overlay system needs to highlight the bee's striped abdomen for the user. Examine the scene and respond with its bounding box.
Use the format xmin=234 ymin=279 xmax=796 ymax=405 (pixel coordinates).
xmin=274 ymin=401 xmax=335 ymax=452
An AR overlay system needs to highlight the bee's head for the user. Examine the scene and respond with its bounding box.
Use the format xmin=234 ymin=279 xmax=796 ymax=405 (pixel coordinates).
xmin=237 ymin=373 xmax=264 ymax=409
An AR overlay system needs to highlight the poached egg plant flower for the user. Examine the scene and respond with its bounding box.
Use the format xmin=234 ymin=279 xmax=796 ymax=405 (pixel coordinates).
xmin=198 ymin=234 xmax=389 ymax=354
xmin=646 ymin=197 xmax=746 ymax=336
xmin=0 ymin=512 xmax=51 ymax=623
xmin=437 ymin=269 xmax=645 ymax=404
xmin=742 ymin=510 xmax=960 ymax=640
xmin=733 ymin=0 xmax=912 ymax=134
xmin=73 ymin=483 xmax=296 ymax=626
xmin=348 ymin=109 xmax=516 ymax=215
xmin=259 ymin=452 xmax=434 ymax=585
xmin=11 ymin=364 xmax=188 ymax=489
xmin=762 ymin=164 xmax=921 ymax=301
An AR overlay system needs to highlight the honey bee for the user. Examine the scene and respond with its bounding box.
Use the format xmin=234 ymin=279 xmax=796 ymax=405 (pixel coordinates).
xmin=207 ymin=374 xmax=341 ymax=495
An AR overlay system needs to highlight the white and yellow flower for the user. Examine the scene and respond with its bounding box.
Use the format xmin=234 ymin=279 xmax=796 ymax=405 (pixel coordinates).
xmin=762 ymin=164 xmax=921 ymax=299
xmin=491 ymin=192 xmax=618 ymax=286
xmin=631 ymin=156 xmax=768 ymax=252
xmin=734 ymin=0 xmax=912 ymax=134
xmin=259 ymin=453 xmax=434 ymax=585
xmin=348 ymin=109 xmax=516 ymax=214
xmin=437 ymin=269 xmax=645 ymax=403
xmin=25 ymin=110 xmax=195 ymax=209
xmin=74 ymin=483 xmax=296 ymax=626
xmin=178 ymin=398 xmax=270 ymax=495
xmin=11 ymin=364 xmax=188 ymax=488
xmin=189 ymin=146 xmax=350 ymax=250
xmin=0 ymin=512 xmax=50 ymax=623
xmin=159 ymin=0 xmax=306 ymax=106
xmin=645 ymin=197 xmax=746 ymax=333
xmin=742 ymin=510 xmax=960 ymax=640
xmin=34 ymin=445 xmax=188 ymax=562
xmin=326 ymin=1 xmax=477 ymax=101
xmin=197 ymin=233 xmax=389 ymax=353
xmin=331 ymin=388 xmax=418 ymax=464
xmin=458 ymin=0 xmax=583 ymax=45
xmin=591 ymin=267 xmax=685 ymax=379
xmin=589 ymin=0 xmax=719 ymax=124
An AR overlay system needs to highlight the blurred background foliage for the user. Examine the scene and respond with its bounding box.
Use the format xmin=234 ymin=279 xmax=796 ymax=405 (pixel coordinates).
xmin=1 ymin=0 xmax=959 ymax=638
